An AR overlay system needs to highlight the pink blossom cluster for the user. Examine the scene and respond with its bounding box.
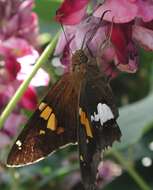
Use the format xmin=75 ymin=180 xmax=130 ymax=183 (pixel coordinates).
xmin=0 ymin=0 xmax=49 ymax=148
xmin=55 ymin=0 xmax=153 ymax=77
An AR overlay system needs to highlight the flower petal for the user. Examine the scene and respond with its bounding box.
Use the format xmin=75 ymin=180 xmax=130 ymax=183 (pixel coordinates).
xmin=17 ymin=50 xmax=49 ymax=87
xmin=137 ymin=0 xmax=153 ymax=22
xmin=109 ymin=23 xmax=138 ymax=72
xmin=94 ymin=0 xmax=137 ymax=23
xmin=5 ymin=56 xmax=21 ymax=79
xmin=56 ymin=0 xmax=89 ymax=25
xmin=0 ymin=37 xmax=33 ymax=58
xmin=133 ymin=25 xmax=153 ymax=51
xmin=20 ymin=86 xmax=38 ymax=110
xmin=4 ymin=113 xmax=27 ymax=136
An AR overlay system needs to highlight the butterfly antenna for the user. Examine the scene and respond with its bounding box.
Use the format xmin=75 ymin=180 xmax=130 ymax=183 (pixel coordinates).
xmin=87 ymin=10 xmax=110 ymax=45
xmin=60 ymin=23 xmax=73 ymax=55
xmin=81 ymin=32 xmax=88 ymax=50
xmin=99 ymin=16 xmax=114 ymax=59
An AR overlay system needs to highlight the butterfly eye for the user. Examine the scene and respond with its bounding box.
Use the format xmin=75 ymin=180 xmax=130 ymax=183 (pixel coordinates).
xmin=72 ymin=50 xmax=88 ymax=65
xmin=79 ymin=53 xmax=88 ymax=64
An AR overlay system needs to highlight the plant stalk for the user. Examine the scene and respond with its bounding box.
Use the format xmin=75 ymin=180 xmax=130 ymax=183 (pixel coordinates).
xmin=0 ymin=32 xmax=59 ymax=128
xmin=111 ymin=150 xmax=151 ymax=190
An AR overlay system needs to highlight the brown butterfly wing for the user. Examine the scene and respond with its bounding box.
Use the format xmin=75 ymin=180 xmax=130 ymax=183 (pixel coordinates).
xmin=7 ymin=73 xmax=79 ymax=167
xmin=78 ymin=69 xmax=121 ymax=189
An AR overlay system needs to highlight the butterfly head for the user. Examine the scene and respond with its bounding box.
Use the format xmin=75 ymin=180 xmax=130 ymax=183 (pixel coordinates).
xmin=72 ymin=49 xmax=88 ymax=66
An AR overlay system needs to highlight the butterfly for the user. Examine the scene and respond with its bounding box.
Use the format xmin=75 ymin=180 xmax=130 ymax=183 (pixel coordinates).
xmin=7 ymin=48 xmax=121 ymax=190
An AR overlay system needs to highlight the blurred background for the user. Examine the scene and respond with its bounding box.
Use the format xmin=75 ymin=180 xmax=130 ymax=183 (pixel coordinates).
xmin=0 ymin=0 xmax=153 ymax=190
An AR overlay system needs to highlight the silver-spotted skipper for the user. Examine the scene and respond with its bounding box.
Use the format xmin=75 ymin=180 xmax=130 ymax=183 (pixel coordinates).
xmin=7 ymin=47 xmax=121 ymax=190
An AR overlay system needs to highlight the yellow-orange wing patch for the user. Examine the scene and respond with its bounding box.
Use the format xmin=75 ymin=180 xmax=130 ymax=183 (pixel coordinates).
xmin=79 ymin=108 xmax=93 ymax=138
xmin=47 ymin=113 xmax=57 ymax=131
xmin=39 ymin=104 xmax=56 ymax=131
xmin=40 ymin=105 xmax=52 ymax=120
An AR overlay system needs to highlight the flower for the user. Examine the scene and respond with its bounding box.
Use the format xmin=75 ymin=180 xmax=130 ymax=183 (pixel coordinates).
xmin=0 ymin=0 xmax=49 ymax=148
xmin=0 ymin=0 xmax=38 ymax=45
xmin=17 ymin=51 xmax=49 ymax=87
xmin=0 ymin=69 xmax=38 ymax=112
xmin=55 ymin=0 xmax=153 ymax=75
xmin=94 ymin=0 xmax=153 ymax=72
xmin=55 ymin=0 xmax=89 ymax=25
xmin=0 ymin=113 xmax=27 ymax=149
xmin=0 ymin=0 xmax=39 ymax=77
xmin=96 ymin=160 xmax=122 ymax=188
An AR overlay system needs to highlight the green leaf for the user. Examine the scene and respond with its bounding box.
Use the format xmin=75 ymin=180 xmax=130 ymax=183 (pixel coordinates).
xmin=115 ymin=93 xmax=153 ymax=149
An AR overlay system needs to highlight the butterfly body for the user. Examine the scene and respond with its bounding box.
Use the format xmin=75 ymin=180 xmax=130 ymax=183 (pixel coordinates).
xmin=7 ymin=49 xmax=121 ymax=189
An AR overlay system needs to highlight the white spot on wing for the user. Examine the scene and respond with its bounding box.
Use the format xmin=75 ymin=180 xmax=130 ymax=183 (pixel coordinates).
xmin=7 ymin=143 xmax=77 ymax=168
xmin=91 ymin=103 xmax=114 ymax=125
xmin=16 ymin=140 xmax=22 ymax=150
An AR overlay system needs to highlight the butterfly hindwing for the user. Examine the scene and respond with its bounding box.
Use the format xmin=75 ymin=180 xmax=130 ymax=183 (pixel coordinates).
xmin=78 ymin=69 xmax=121 ymax=189
xmin=7 ymin=73 xmax=79 ymax=167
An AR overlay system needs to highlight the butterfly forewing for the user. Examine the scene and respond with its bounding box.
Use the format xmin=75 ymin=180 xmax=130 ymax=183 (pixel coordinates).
xmin=7 ymin=47 xmax=121 ymax=190
xmin=7 ymin=73 xmax=79 ymax=167
xmin=78 ymin=64 xmax=121 ymax=189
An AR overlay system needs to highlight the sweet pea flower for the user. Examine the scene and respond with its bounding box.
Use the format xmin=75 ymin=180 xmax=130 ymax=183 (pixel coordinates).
xmin=0 ymin=0 xmax=39 ymax=78
xmin=55 ymin=0 xmax=153 ymax=75
xmin=56 ymin=0 xmax=89 ymax=25
xmin=0 ymin=0 xmax=38 ymax=44
xmin=0 ymin=0 xmax=49 ymax=148
xmin=0 ymin=68 xmax=38 ymax=148
xmin=0 ymin=113 xmax=27 ymax=149
xmin=0 ymin=70 xmax=38 ymax=112
xmin=94 ymin=0 xmax=153 ymax=72
xmin=17 ymin=51 xmax=49 ymax=87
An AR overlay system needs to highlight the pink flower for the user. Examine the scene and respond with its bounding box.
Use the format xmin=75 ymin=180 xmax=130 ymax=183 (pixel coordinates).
xmin=96 ymin=160 xmax=122 ymax=188
xmin=55 ymin=0 xmax=89 ymax=25
xmin=0 ymin=68 xmax=38 ymax=148
xmin=94 ymin=0 xmax=153 ymax=23
xmin=0 ymin=37 xmax=33 ymax=58
xmin=3 ymin=113 xmax=27 ymax=137
xmin=55 ymin=0 xmax=153 ymax=75
xmin=0 ymin=0 xmax=39 ymax=79
xmin=0 ymin=70 xmax=38 ymax=111
xmin=107 ymin=22 xmax=138 ymax=73
xmin=17 ymin=51 xmax=49 ymax=87
xmin=5 ymin=56 xmax=21 ymax=79
xmin=20 ymin=85 xmax=38 ymax=110
xmin=0 ymin=0 xmax=50 ymax=149
xmin=0 ymin=113 xmax=27 ymax=149
xmin=0 ymin=0 xmax=38 ymax=45
xmin=94 ymin=0 xmax=153 ymax=72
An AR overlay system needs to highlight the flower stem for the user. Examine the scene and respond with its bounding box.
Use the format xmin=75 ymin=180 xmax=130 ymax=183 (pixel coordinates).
xmin=0 ymin=32 xmax=59 ymax=129
xmin=111 ymin=150 xmax=151 ymax=190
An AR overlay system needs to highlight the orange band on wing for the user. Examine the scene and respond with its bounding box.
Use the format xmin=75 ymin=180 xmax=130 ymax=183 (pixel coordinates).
xmin=79 ymin=108 xmax=93 ymax=138
xmin=47 ymin=113 xmax=57 ymax=131
xmin=40 ymin=106 xmax=52 ymax=120
xmin=39 ymin=102 xmax=47 ymax=111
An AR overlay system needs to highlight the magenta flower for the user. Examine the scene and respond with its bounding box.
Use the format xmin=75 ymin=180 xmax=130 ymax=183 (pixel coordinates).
xmin=0 ymin=0 xmax=38 ymax=44
xmin=0 ymin=70 xmax=38 ymax=112
xmin=0 ymin=0 xmax=39 ymax=78
xmin=0 ymin=68 xmax=37 ymax=148
xmin=0 ymin=0 xmax=49 ymax=148
xmin=96 ymin=160 xmax=122 ymax=188
xmin=56 ymin=0 xmax=89 ymax=25
xmin=17 ymin=52 xmax=49 ymax=87
xmin=0 ymin=112 xmax=27 ymax=149
xmin=55 ymin=0 xmax=153 ymax=75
